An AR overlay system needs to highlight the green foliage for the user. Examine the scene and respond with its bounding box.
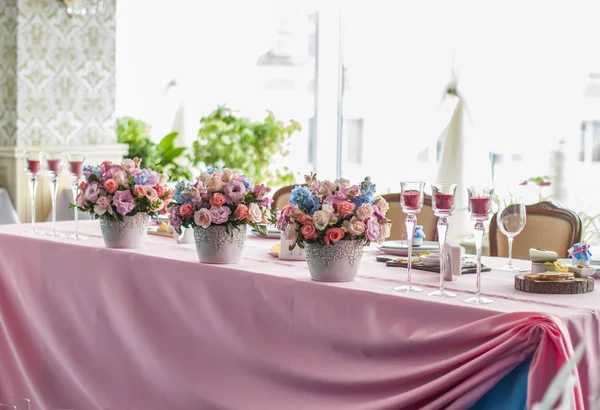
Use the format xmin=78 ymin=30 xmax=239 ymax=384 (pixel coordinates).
xmin=190 ymin=106 xmax=301 ymax=187
xmin=117 ymin=117 xmax=191 ymax=181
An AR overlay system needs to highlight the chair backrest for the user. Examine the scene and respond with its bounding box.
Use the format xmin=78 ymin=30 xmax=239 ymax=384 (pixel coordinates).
xmin=489 ymin=201 xmax=582 ymax=259
xmin=382 ymin=193 xmax=437 ymax=241
xmin=272 ymin=185 xmax=296 ymax=210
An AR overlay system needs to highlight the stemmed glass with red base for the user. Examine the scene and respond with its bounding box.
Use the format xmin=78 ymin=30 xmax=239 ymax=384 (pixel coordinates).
xmin=464 ymin=185 xmax=494 ymax=304
xmin=394 ymin=181 xmax=425 ymax=293
xmin=428 ymin=183 xmax=457 ymax=298
xmin=67 ymin=153 xmax=87 ymax=241
xmin=45 ymin=152 xmax=64 ymax=238
xmin=24 ymin=151 xmax=44 ymax=234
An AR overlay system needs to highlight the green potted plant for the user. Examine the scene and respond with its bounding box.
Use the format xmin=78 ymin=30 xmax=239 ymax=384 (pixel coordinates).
xmin=190 ymin=106 xmax=301 ymax=187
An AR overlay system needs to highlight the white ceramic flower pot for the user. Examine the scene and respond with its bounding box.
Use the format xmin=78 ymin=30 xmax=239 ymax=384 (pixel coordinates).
xmin=194 ymin=225 xmax=247 ymax=264
xmin=99 ymin=213 xmax=149 ymax=249
xmin=174 ymin=226 xmax=195 ymax=244
xmin=305 ymin=240 xmax=364 ymax=282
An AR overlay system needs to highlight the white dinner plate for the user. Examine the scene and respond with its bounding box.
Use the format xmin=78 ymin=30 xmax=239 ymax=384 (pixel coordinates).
xmin=378 ymin=240 xmax=439 ymax=256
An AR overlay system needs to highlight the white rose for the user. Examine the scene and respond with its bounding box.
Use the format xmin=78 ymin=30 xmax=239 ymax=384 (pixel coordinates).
xmin=374 ymin=196 xmax=389 ymax=213
xmin=335 ymin=178 xmax=351 ymax=188
xmin=312 ymin=210 xmax=330 ymax=230
xmin=205 ymin=174 xmax=223 ymax=192
xmin=378 ymin=222 xmax=391 ymax=242
xmin=356 ymin=203 xmax=374 ymax=220
xmin=113 ymin=171 xmax=128 ymax=188
xmin=194 ymin=208 xmax=211 ymax=228
xmin=198 ymin=172 xmax=210 ymax=183
xmin=319 ymin=180 xmax=336 ymax=196
xmin=322 ymin=203 xmax=335 ymax=215
xmin=159 ymin=173 xmax=168 ymax=185
xmin=284 ymin=222 xmax=298 ymax=242
xmin=248 ymin=203 xmax=263 ymax=223
xmin=348 ymin=216 xmax=366 ymax=235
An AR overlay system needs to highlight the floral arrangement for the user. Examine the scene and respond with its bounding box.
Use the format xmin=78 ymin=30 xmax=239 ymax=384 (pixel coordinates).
xmin=168 ymin=168 xmax=272 ymax=235
xmin=73 ymin=158 xmax=171 ymax=220
xmin=276 ymin=174 xmax=391 ymax=249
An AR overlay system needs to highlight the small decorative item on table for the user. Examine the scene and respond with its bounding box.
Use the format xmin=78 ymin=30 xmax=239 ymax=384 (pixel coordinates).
xmin=568 ymin=242 xmax=592 ymax=267
xmin=394 ymin=181 xmax=425 ymax=292
xmin=516 ymin=260 xmax=594 ymax=294
xmin=72 ymin=158 xmax=171 ymax=248
xmin=169 ymin=168 xmax=272 ymax=264
xmin=23 ymin=150 xmax=44 ymax=234
xmin=413 ymin=226 xmax=425 ymax=246
xmin=276 ymin=173 xmax=391 ymax=282
xmin=464 ymin=185 xmax=494 ymax=304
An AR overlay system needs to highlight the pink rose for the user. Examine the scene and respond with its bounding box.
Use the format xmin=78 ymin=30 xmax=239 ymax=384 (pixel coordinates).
xmin=365 ymin=217 xmax=381 ymax=242
xmin=325 ymin=227 xmax=345 ymax=244
xmin=235 ymin=204 xmax=249 ymax=220
xmin=180 ymin=203 xmax=194 ymax=218
xmin=284 ymin=222 xmax=298 ymax=242
xmin=210 ymin=206 xmax=232 ymax=224
xmin=133 ymin=185 xmax=147 ymax=197
xmin=205 ymin=174 xmax=223 ymax=192
xmin=210 ymin=193 xmax=226 ymax=207
xmin=122 ymin=159 xmax=136 ymax=172
xmin=337 ymin=201 xmax=356 ymax=218
xmin=146 ymin=186 xmax=158 ymax=202
xmin=247 ymin=203 xmax=263 ymax=223
xmin=221 ymin=168 xmax=234 ymax=183
xmin=104 ymin=179 xmax=118 ymax=194
xmin=356 ymin=203 xmax=374 ymax=221
xmin=194 ymin=208 xmax=211 ymax=228
xmin=301 ymin=224 xmax=318 ymax=240
xmin=93 ymin=195 xmax=113 ymax=216
xmin=155 ymin=185 xmax=166 ymax=197
xmin=297 ymin=212 xmax=313 ymax=226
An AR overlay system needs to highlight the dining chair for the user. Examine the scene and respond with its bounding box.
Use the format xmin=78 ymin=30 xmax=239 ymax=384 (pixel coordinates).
xmin=382 ymin=193 xmax=438 ymax=241
xmin=489 ymin=201 xmax=582 ymax=260
xmin=272 ymin=185 xmax=296 ymax=210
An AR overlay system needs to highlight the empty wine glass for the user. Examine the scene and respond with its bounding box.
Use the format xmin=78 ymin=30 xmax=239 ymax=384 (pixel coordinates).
xmin=428 ymin=183 xmax=457 ymax=298
xmin=497 ymin=196 xmax=526 ymax=271
xmin=67 ymin=153 xmax=87 ymax=241
xmin=45 ymin=152 xmax=64 ymax=238
xmin=394 ymin=181 xmax=425 ymax=293
xmin=464 ymin=185 xmax=494 ymax=304
xmin=24 ymin=150 xmax=44 ymax=234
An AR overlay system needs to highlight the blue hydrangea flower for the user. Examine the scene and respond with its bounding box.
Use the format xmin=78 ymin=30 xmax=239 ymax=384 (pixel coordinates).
xmin=243 ymin=178 xmax=252 ymax=190
xmin=174 ymin=181 xmax=194 ymax=204
xmin=351 ymin=194 xmax=374 ymax=208
xmin=83 ymin=165 xmax=101 ymax=177
xmin=360 ymin=177 xmax=376 ymax=197
xmin=290 ymin=186 xmax=320 ymax=215
xmin=133 ymin=170 xmax=150 ymax=185
xmin=206 ymin=167 xmax=219 ymax=175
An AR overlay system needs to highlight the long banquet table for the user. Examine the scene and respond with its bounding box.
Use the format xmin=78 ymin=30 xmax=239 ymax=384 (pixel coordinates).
xmin=0 ymin=221 xmax=598 ymax=410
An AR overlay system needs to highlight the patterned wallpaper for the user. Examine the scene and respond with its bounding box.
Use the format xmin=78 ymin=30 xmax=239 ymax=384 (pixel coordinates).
xmin=0 ymin=0 xmax=18 ymax=146
xmin=0 ymin=0 xmax=116 ymax=146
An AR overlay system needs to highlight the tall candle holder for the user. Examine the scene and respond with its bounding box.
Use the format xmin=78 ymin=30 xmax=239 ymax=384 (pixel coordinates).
xmin=394 ymin=181 xmax=425 ymax=293
xmin=464 ymin=185 xmax=494 ymax=304
xmin=428 ymin=183 xmax=457 ymax=298
xmin=67 ymin=153 xmax=87 ymax=241
xmin=24 ymin=151 xmax=44 ymax=234
xmin=45 ymin=152 xmax=64 ymax=238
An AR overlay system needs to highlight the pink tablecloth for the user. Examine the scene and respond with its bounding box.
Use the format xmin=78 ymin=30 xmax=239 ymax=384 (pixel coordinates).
xmin=0 ymin=221 xmax=598 ymax=410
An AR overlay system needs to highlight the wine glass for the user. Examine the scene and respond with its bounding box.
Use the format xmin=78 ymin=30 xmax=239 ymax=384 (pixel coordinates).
xmin=464 ymin=185 xmax=494 ymax=304
xmin=394 ymin=181 xmax=425 ymax=293
xmin=496 ymin=196 xmax=526 ymax=271
xmin=24 ymin=150 xmax=44 ymax=234
xmin=45 ymin=152 xmax=64 ymax=238
xmin=428 ymin=183 xmax=457 ymax=298
xmin=67 ymin=153 xmax=87 ymax=241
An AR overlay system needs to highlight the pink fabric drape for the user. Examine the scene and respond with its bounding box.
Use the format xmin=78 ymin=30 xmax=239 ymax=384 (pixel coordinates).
xmin=0 ymin=222 xmax=596 ymax=410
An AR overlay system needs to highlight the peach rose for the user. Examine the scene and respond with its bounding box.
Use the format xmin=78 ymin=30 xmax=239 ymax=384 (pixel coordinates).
xmin=297 ymin=212 xmax=313 ymax=226
xmin=374 ymin=196 xmax=389 ymax=213
xmin=210 ymin=193 xmax=226 ymax=207
xmin=235 ymin=204 xmax=249 ymax=220
xmin=325 ymin=227 xmax=345 ymax=244
xmin=205 ymin=174 xmax=223 ymax=192
xmin=337 ymin=201 xmax=356 ymax=218
xmin=104 ymin=179 xmax=118 ymax=194
xmin=133 ymin=185 xmax=147 ymax=197
xmin=301 ymin=224 xmax=318 ymax=240
xmin=347 ymin=216 xmax=366 ymax=236
xmin=221 ymin=168 xmax=234 ymax=183
xmin=180 ymin=203 xmax=194 ymax=218
xmin=248 ymin=203 xmax=263 ymax=223
xmin=356 ymin=203 xmax=374 ymax=221
xmin=378 ymin=222 xmax=391 ymax=242
xmin=155 ymin=185 xmax=166 ymax=197
xmin=194 ymin=208 xmax=211 ymax=228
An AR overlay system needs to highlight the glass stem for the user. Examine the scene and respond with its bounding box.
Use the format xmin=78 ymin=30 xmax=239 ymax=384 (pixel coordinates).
xmin=507 ymin=236 xmax=514 ymax=267
xmin=50 ymin=177 xmax=58 ymax=236
xmin=474 ymin=221 xmax=485 ymax=300
xmin=28 ymin=175 xmax=37 ymax=232
xmin=406 ymin=214 xmax=416 ymax=288
xmin=71 ymin=181 xmax=79 ymax=238
xmin=437 ymin=217 xmax=448 ymax=291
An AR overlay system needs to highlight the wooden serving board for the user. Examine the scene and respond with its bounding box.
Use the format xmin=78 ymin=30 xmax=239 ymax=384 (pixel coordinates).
xmin=514 ymin=274 xmax=594 ymax=294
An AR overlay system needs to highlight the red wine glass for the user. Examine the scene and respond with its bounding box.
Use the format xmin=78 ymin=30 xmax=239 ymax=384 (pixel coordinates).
xmin=428 ymin=183 xmax=457 ymax=298
xmin=394 ymin=181 xmax=425 ymax=293
xmin=67 ymin=153 xmax=87 ymax=241
xmin=45 ymin=152 xmax=64 ymax=238
xmin=23 ymin=150 xmax=44 ymax=234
